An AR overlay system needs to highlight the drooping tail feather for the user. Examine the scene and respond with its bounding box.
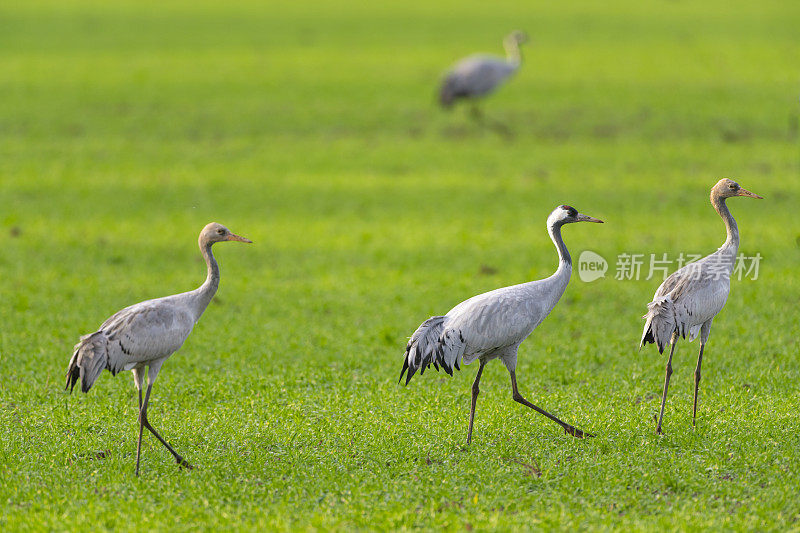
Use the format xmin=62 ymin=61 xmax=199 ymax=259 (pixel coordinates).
xmin=640 ymin=296 xmax=677 ymax=354
xmin=400 ymin=316 xmax=464 ymax=385
xmin=65 ymin=332 xmax=108 ymax=393
xmin=439 ymin=74 xmax=461 ymax=108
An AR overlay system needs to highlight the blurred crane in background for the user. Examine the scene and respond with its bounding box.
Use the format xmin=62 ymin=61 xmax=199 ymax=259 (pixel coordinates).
xmin=439 ymin=30 xmax=528 ymax=123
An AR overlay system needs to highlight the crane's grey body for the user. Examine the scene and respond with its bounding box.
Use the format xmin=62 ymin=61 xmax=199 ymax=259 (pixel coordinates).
xmin=640 ymin=245 xmax=736 ymax=352
xmin=69 ymin=276 xmax=218 ymax=390
xmin=409 ymin=254 xmax=570 ymax=377
xmin=440 ymin=55 xmax=519 ymax=106
xmin=65 ymin=222 xmax=252 ymax=474
xmin=640 ymin=179 xmax=762 ymax=433
xmin=439 ymin=31 xmax=527 ymax=108
xmin=401 ymin=205 xmax=602 ymax=442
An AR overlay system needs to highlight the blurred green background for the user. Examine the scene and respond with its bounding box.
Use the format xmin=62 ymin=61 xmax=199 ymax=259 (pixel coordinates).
xmin=1 ymin=0 xmax=799 ymax=530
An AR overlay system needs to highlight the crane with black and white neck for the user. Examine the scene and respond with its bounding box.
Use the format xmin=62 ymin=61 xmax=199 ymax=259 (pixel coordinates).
xmin=400 ymin=205 xmax=603 ymax=443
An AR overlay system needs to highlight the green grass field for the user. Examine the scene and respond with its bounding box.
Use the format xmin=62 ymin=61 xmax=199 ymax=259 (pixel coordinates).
xmin=2 ymin=0 xmax=799 ymax=530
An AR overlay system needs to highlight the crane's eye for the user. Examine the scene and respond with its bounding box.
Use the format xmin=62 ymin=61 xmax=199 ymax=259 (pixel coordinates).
xmin=216 ymin=228 xmax=225 ymax=235
xmin=728 ymin=183 xmax=737 ymax=190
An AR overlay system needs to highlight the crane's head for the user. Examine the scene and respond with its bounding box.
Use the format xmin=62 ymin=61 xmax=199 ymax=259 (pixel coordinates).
xmin=200 ymin=222 xmax=253 ymax=246
xmin=505 ymin=30 xmax=529 ymax=46
xmin=548 ymin=205 xmax=604 ymax=227
xmin=713 ymin=178 xmax=763 ymax=200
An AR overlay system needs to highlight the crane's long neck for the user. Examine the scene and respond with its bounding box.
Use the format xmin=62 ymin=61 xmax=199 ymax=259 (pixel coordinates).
xmin=193 ymin=241 xmax=220 ymax=320
xmin=548 ymin=222 xmax=572 ymax=279
xmin=504 ymin=39 xmax=522 ymax=67
xmin=712 ymin=193 xmax=739 ymax=253
xmin=517 ymin=219 xmax=572 ymax=313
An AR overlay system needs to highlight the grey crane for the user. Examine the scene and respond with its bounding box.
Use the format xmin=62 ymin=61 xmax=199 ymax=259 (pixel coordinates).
xmin=439 ymin=31 xmax=528 ymax=112
xmin=65 ymin=222 xmax=252 ymax=475
xmin=640 ymin=179 xmax=762 ymax=434
xmin=400 ymin=205 xmax=602 ymax=443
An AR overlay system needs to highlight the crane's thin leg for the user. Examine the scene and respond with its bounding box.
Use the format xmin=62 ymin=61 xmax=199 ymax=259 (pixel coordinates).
xmin=468 ymin=104 xmax=512 ymax=138
xmin=509 ymin=371 xmax=592 ymax=438
xmin=469 ymin=104 xmax=483 ymax=122
xmin=139 ymin=384 xmax=194 ymax=471
xmin=656 ymin=339 xmax=677 ymax=435
xmin=467 ymin=359 xmax=487 ymax=445
xmin=692 ymin=343 xmax=704 ymax=428
xmin=133 ymin=367 xmax=146 ymax=477
xmin=135 ymin=389 xmax=145 ymax=476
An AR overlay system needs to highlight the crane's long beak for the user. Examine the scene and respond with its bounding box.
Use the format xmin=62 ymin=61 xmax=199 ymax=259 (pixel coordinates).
xmin=737 ymin=188 xmax=763 ymax=199
xmin=577 ymin=213 xmax=604 ymax=223
xmin=227 ymin=233 xmax=253 ymax=243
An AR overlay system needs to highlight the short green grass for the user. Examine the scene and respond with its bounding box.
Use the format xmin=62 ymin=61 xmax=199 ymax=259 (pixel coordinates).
xmin=1 ymin=0 xmax=799 ymax=530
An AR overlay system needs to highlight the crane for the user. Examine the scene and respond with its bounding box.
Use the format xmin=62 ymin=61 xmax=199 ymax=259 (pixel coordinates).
xmin=640 ymin=178 xmax=762 ymax=433
xmin=400 ymin=205 xmax=602 ymax=443
xmin=65 ymin=222 xmax=252 ymax=475
xmin=439 ymin=31 xmax=528 ymax=114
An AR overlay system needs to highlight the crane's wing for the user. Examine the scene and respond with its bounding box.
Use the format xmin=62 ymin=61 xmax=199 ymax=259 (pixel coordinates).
xmin=66 ymin=297 xmax=196 ymax=393
xmin=670 ymin=271 xmax=730 ymax=340
xmin=442 ymin=56 xmax=517 ymax=102
xmin=642 ymin=259 xmax=732 ymax=351
xmin=446 ymin=287 xmax=549 ymax=353
xmin=400 ymin=280 xmax=564 ymax=385
xmin=99 ymin=298 xmax=196 ymax=371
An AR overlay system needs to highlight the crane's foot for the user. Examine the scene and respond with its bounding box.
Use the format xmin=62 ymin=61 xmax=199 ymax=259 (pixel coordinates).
xmin=564 ymin=425 xmax=594 ymax=439
xmin=176 ymin=456 xmax=194 ymax=470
